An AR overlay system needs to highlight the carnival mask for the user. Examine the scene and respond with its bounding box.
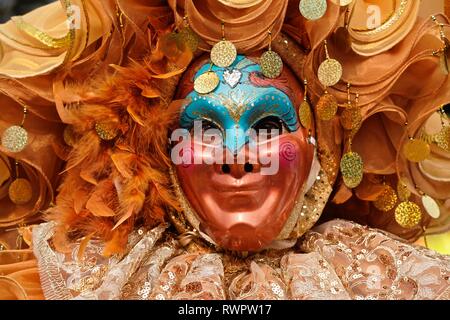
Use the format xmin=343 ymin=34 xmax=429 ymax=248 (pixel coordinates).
xmin=171 ymin=55 xmax=316 ymax=252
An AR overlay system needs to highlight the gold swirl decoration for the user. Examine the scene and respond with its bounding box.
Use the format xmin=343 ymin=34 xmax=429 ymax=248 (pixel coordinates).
xmin=12 ymin=17 xmax=71 ymax=49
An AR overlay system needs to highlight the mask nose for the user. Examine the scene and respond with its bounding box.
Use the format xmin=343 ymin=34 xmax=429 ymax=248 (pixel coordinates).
xmin=220 ymin=162 xmax=260 ymax=179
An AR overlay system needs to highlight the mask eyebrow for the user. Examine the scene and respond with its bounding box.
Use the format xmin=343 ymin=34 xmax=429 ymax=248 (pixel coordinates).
xmin=241 ymin=89 xmax=299 ymax=132
xmin=179 ymin=95 xmax=229 ymax=132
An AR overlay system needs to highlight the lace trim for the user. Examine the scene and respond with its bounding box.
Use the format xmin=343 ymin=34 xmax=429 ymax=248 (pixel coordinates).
xmin=75 ymin=224 xmax=167 ymax=300
xmin=32 ymin=222 xmax=73 ymax=300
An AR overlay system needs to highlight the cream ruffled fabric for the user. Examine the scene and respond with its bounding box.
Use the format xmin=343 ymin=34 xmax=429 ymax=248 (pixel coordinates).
xmin=1 ymin=220 xmax=448 ymax=300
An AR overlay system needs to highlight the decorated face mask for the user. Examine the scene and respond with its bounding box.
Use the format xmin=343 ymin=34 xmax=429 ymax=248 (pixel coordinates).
xmin=171 ymin=55 xmax=316 ymax=252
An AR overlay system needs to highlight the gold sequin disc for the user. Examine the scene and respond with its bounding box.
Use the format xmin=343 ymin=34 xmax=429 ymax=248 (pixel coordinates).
xmin=397 ymin=181 xmax=411 ymax=202
xmin=317 ymin=93 xmax=338 ymax=121
xmin=95 ymin=122 xmax=118 ymax=141
xmin=299 ymin=0 xmax=327 ymax=21
xmin=178 ymin=27 xmax=199 ymax=53
xmin=8 ymin=178 xmax=33 ymax=205
xmin=373 ymin=185 xmax=398 ymax=212
xmin=1 ymin=126 xmax=28 ymax=153
xmin=318 ymin=59 xmax=343 ymax=87
xmin=260 ymin=50 xmax=283 ymax=79
xmin=340 ymin=151 xmax=364 ymax=188
xmin=403 ymin=138 xmax=430 ymax=163
xmin=194 ymin=71 xmax=220 ymax=94
xmin=421 ymin=195 xmax=440 ymax=219
xmin=395 ymin=201 xmax=422 ymax=229
xmin=299 ymin=100 xmax=312 ymax=129
xmin=210 ymin=40 xmax=237 ymax=68
xmin=340 ymin=105 xmax=362 ymax=130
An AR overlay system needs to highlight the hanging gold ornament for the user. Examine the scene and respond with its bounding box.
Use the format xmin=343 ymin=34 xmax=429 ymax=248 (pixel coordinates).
xmin=1 ymin=105 xmax=29 ymax=153
xmin=194 ymin=69 xmax=220 ymax=94
xmin=178 ymin=28 xmax=199 ymax=53
xmin=373 ymin=185 xmax=398 ymax=212
xmin=396 ymin=180 xmax=411 ymax=202
xmin=317 ymin=92 xmax=338 ymax=121
xmin=299 ymin=101 xmax=312 ymax=130
xmin=421 ymin=194 xmax=441 ymax=219
xmin=318 ymin=59 xmax=343 ymax=88
xmin=210 ymin=22 xmax=237 ymax=68
xmin=341 ymin=87 xmax=362 ymax=131
xmin=318 ymin=41 xmax=343 ymax=87
xmin=403 ymin=138 xmax=430 ymax=163
xmin=1 ymin=126 xmax=28 ymax=153
xmin=8 ymin=160 xmax=32 ymax=205
xmin=95 ymin=122 xmax=118 ymax=141
xmin=211 ymin=40 xmax=236 ymax=68
xmin=260 ymin=51 xmax=283 ymax=79
xmin=341 ymin=106 xmax=362 ymax=131
xmin=299 ymin=80 xmax=312 ymax=129
xmin=395 ymin=201 xmax=422 ymax=228
xmin=299 ymin=0 xmax=327 ymax=21
xmin=8 ymin=178 xmax=33 ymax=205
xmin=340 ymin=151 xmax=363 ymax=189
xmin=260 ymin=31 xmax=283 ymax=79
xmin=178 ymin=17 xmax=199 ymax=53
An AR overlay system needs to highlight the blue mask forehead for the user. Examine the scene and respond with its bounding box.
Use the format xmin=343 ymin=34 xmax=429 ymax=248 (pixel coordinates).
xmin=180 ymin=55 xmax=300 ymax=153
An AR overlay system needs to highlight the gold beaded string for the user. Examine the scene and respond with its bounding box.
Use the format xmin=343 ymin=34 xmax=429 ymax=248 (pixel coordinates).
xmin=431 ymin=15 xmax=450 ymax=73
xmin=322 ymin=41 xmax=332 ymax=93
xmin=304 ymin=79 xmax=308 ymax=101
xmin=221 ymin=21 xmax=226 ymax=41
xmin=336 ymin=82 xmax=352 ymax=108
xmin=344 ymin=6 xmax=351 ymax=30
xmin=347 ymin=82 xmax=351 ymax=107
xmin=14 ymin=159 xmax=19 ymax=180
xmin=323 ymin=39 xmax=331 ymax=60
xmin=422 ymin=226 xmax=429 ymax=249
xmin=116 ymin=4 xmax=125 ymax=30
xmin=19 ymin=104 xmax=28 ymax=129
xmin=267 ymin=30 xmax=273 ymax=51
xmin=431 ymin=15 xmax=447 ymax=44
xmin=182 ymin=15 xmax=189 ymax=30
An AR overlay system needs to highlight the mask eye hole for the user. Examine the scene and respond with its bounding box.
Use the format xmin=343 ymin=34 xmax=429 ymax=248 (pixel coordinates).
xmin=252 ymin=116 xmax=285 ymax=136
xmin=189 ymin=119 xmax=221 ymax=135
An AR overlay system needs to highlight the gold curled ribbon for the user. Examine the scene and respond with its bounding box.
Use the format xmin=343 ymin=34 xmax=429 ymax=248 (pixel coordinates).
xmin=13 ymin=17 xmax=72 ymax=49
